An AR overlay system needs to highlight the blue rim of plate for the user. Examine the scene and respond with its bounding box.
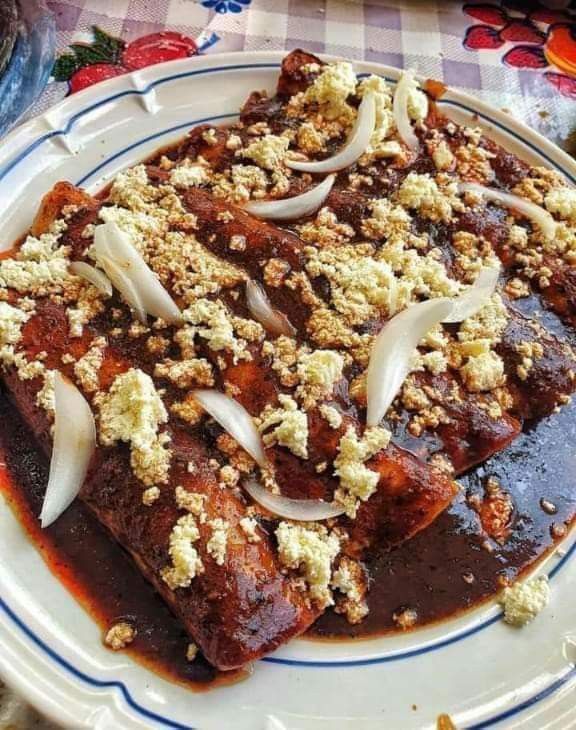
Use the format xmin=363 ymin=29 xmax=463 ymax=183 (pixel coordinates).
xmin=0 ymin=60 xmax=575 ymax=729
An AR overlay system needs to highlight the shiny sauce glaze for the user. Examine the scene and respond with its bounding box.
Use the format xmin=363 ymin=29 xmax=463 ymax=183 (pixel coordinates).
xmin=0 ymin=393 xmax=246 ymax=688
xmin=1 ymin=104 xmax=575 ymax=683
xmin=1 ymin=375 xmax=574 ymax=672
xmin=314 ymin=291 xmax=576 ymax=637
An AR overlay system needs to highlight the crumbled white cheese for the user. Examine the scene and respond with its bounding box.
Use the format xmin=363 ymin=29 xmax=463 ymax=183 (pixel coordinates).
xmin=229 ymin=234 xmax=247 ymax=252
xmin=0 ymin=302 xmax=29 ymax=347
xmin=378 ymin=240 xmax=460 ymax=302
xmin=226 ymin=134 xmax=242 ymax=151
xmin=154 ymin=357 xmax=214 ymax=388
xmin=206 ymin=518 xmax=229 ymax=566
xmin=458 ymin=294 xmax=509 ymax=344
xmin=358 ymin=74 xmax=394 ymax=150
xmin=306 ymin=244 xmax=410 ymax=325
xmin=202 ymin=128 xmax=218 ymax=146
xmin=421 ymin=350 xmax=448 ymax=375
xmin=175 ymin=486 xmax=206 ymax=518
xmin=219 ymin=464 xmax=239 ymax=488
xmin=397 ymin=172 xmax=459 ymax=223
xmin=98 ymin=204 xmax=163 ymax=250
xmin=66 ymin=286 xmax=105 ymax=338
xmin=544 ymin=186 xmax=576 ymax=225
xmin=212 ymin=164 xmax=269 ymax=203
xmin=97 ymin=368 xmax=170 ymax=486
xmin=432 ymin=141 xmax=454 ymax=171
xmin=0 ymin=347 xmax=43 ymax=383
xmin=276 ymin=522 xmax=340 ymax=608
xmin=104 ymin=622 xmax=136 ymax=650
xmin=296 ymin=122 xmax=327 ymax=154
xmin=0 ymin=220 xmax=71 ymax=295
xmin=142 ymin=486 xmax=160 ymax=506
xmin=169 ymin=160 xmax=209 ymax=189
xmin=239 ymin=516 xmax=261 ymax=543
xmin=36 ymin=369 xmax=56 ymax=414
xmin=362 ymin=199 xmax=412 ymax=241
xmin=74 ymin=337 xmax=106 ymax=393
xmin=303 ymin=61 xmax=357 ymax=120
xmin=501 ymin=575 xmax=550 ymax=627
xmin=460 ymin=351 xmax=505 ymax=393
xmin=331 ymin=556 xmax=369 ymax=624
xmin=297 ymin=349 xmax=344 ymax=406
xmin=298 ymin=207 xmax=355 ymax=248
xmin=161 ymin=514 xmax=204 ymax=589
xmin=334 ymin=426 xmax=391 ymax=517
xmin=259 ymin=394 xmax=309 ymax=459
xmin=241 ymin=135 xmax=289 ymax=171
xmin=319 ymin=403 xmax=343 ymax=429
xmin=297 ymin=349 xmax=343 ymax=390
xmin=456 ymin=293 xmax=508 ymax=393
xmin=404 ymin=72 xmax=429 ymax=121
xmin=183 ymin=298 xmax=249 ymax=363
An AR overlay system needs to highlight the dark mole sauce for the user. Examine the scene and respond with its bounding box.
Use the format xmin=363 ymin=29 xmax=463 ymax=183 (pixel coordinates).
xmin=2 ymin=364 xmax=574 ymax=671
xmin=0 ymin=393 xmax=248 ymax=689
xmin=312 ymin=292 xmax=576 ymax=638
xmin=1 ymin=119 xmax=575 ymax=685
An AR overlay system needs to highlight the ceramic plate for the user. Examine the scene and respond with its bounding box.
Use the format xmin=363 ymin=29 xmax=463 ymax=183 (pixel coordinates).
xmin=0 ymin=51 xmax=574 ymax=730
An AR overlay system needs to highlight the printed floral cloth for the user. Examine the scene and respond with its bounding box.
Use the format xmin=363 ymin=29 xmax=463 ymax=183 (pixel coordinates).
xmin=24 ymin=0 xmax=576 ymax=150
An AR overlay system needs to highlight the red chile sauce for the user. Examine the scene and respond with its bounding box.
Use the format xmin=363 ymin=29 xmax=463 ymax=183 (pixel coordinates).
xmin=1 ymin=117 xmax=575 ymax=687
xmin=1 ymin=380 xmax=573 ymax=684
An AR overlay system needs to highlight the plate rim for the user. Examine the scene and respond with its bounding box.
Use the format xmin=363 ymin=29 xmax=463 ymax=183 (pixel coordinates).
xmin=0 ymin=50 xmax=574 ymax=729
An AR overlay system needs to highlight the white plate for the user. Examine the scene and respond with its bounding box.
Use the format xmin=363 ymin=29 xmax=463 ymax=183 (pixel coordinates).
xmin=0 ymin=51 xmax=574 ymax=730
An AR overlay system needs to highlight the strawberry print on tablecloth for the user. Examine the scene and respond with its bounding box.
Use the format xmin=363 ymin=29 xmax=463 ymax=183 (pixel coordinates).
xmin=52 ymin=26 xmax=200 ymax=94
xmin=463 ymin=1 xmax=576 ymax=98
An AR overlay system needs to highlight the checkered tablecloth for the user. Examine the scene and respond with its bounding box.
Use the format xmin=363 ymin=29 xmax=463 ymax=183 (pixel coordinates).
xmin=27 ymin=0 xmax=576 ymax=149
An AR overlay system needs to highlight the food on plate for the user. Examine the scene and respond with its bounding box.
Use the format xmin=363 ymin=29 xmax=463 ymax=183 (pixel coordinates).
xmin=0 ymin=49 xmax=574 ymax=683
xmin=500 ymin=574 xmax=550 ymax=627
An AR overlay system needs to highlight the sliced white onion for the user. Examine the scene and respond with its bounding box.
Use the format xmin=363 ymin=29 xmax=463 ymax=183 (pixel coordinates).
xmin=286 ymin=92 xmax=377 ymax=173
xmin=443 ymin=264 xmax=501 ymax=323
xmin=244 ymin=174 xmax=336 ymax=221
xmin=459 ymin=182 xmax=557 ymax=240
xmin=93 ymin=222 xmax=182 ymax=324
xmin=98 ymin=254 xmax=148 ymax=325
xmin=245 ymin=280 xmax=296 ymax=337
xmin=40 ymin=373 xmax=96 ymax=528
xmin=244 ymin=478 xmax=345 ymax=521
xmin=366 ymin=298 xmax=453 ymax=427
xmin=193 ymin=389 xmax=267 ymax=468
xmin=393 ymin=70 xmax=420 ymax=151
xmin=70 ymin=261 xmax=113 ymax=297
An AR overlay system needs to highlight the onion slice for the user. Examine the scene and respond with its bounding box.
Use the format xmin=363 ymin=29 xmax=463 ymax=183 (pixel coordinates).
xmin=286 ymin=92 xmax=377 ymax=173
xmin=244 ymin=174 xmax=336 ymax=221
xmin=366 ymin=298 xmax=453 ymax=427
xmin=93 ymin=222 xmax=182 ymax=324
xmin=459 ymin=182 xmax=557 ymax=240
xmin=393 ymin=70 xmax=420 ymax=151
xmin=443 ymin=264 xmax=501 ymax=323
xmin=193 ymin=389 xmax=266 ymax=468
xmin=40 ymin=373 xmax=96 ymax=528
xmin=69 ymin=261 xmax=113 ymax=297
xmin=245 ymin=280 xmax=297 ymax=337
xmin=244 ymin=478 xmax=345 ymax=521
xmin=98 ymin=254 xmax=148 ymax=324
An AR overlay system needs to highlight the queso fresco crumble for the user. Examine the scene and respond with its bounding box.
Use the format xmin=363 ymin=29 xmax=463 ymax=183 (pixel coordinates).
xmin=1 ymin=50 xmax=574 ymax=672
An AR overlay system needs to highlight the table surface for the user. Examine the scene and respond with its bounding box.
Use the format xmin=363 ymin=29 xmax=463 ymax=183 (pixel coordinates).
xmin=1 ymin=0 xmax=575 ymax=726
xmin=22 ymin=0 xmax=576 ymax=150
